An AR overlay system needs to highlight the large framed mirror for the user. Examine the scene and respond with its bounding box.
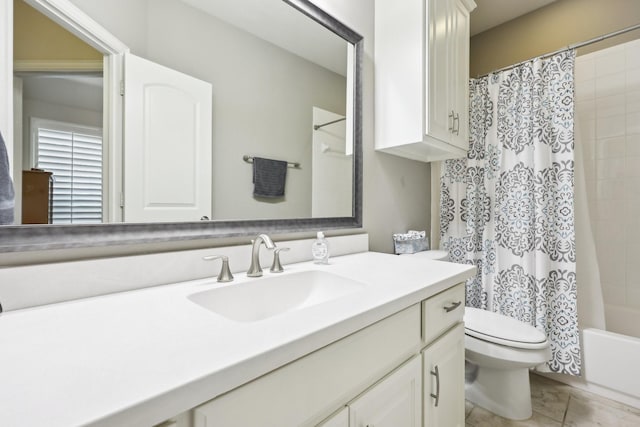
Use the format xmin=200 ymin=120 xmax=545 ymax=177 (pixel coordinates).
xmin=1 ymin=0 xmax=362 ymax=252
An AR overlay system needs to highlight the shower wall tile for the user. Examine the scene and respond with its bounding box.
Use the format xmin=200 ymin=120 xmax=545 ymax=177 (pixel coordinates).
xmin=628 ymin=90 xmax=640 ymax=113
xmin=575 ymin=56 xmax=595 ymax=82
xmin=626 ymin=111 xmax=640 ymax=134
xmin=601 ymin=284 xmax=625 ymax=307
xmin=625 ymin=242 xmax=640 ymax=263
xmin=596 ymin=200 xmax=625 ymax=221
xmin=596 ymin=220 xmax=626 ymax=245
xmin=596 ymin=72 xmax=625 ymax=98
xmin=595 ymin=256 xmax=625 ymax=285
xmin=627 ymin=289 xmax=640 ymax=310
xmin=579 ymin=117 xmax=597 ymax=140
xmin=575 ymin=39 xmax=640 ymax=308
xmin=596 ymin=115 xmax=625 ymax=139
xmin=596 ymin=94 xmax=626 ymax=118
xmin=597 ymin=158 xmax=626 ymax=179
xmin=626 ymin=40 xmax=640 ymax=69
xmin=572 ymin=40 xmax=638 ymax=310
xmin=575 ymin=78 xmax=595 ymax=101
xmin=585 ymin=181 xmax=597 ymax=207
xmin=596 ymin=136 xmax=625 ymax=159
xmin=625 ymin=180 xmax=640 ymax=199
xmin=597 ymin=179 xmax=626 ymax=200
xmin=625 ymin=156 xmax=640 ymax=177
xmin=626 ymin=134 xmax=640 ymax=156
xmin=576 ymin=99 xmax=596 ymax=120
xmin=626 ymin=68 xmax=640 ymax=91
xmin=626 ymin=199 xmax=640 ymax=221
xmin=595 ymin=45 xmax=625 ymax=77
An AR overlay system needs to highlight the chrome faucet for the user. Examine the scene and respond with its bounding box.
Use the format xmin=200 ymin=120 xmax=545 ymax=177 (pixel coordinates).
xmin=247 ymin=234 xmax=276 ymax=277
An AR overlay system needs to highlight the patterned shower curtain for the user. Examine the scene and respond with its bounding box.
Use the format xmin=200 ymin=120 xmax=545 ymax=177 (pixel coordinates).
xmin=440 ymin=50 xmax=581 ymax=376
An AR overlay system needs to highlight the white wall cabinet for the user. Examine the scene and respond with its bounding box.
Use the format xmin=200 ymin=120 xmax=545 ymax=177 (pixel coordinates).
xmin=191 ymin=284 xmax=466 ymax=427
xmin=374 ymin=0 xmax=476 ymax=162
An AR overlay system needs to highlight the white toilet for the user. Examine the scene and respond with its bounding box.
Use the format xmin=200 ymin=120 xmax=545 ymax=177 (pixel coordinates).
xmin=464 ymin=307 xmax=551 ymax=420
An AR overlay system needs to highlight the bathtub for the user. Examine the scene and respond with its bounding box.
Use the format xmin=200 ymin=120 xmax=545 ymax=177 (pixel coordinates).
xmin=542 ymin=304 xmax=640 ymax=409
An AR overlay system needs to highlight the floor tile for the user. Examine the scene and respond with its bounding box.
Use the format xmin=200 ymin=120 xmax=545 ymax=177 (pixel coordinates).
xmin=465 ymin=406 xmax=561 ymax=427
xmin=529 ymin=374 xmax=570 ymax=422
xmin=567 ymin=384 xmax=640 ymax=418
xmin=465 ymin=400 xmax=474 ymax=418
xmin=564 ymin=394 xmax=640 ymax=426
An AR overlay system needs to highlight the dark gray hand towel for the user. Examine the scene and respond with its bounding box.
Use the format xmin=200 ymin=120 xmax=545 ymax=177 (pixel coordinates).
xmin=0 ymin=131 xmax=15 ymax=225
xmin=252 ymin=157 xmax=287 ymax=198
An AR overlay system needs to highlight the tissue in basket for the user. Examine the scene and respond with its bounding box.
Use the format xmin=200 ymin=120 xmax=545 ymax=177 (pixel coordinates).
xmin=392 ymin=230 xmax=429 ymax=254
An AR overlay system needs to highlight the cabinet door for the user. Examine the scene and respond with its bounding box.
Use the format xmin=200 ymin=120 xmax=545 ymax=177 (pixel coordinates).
xmin=448 ymin=0 xmax=471 ymax=150
xmin=426 ymin=0 xmax=453 ymax=143
xmin=423 ymin=323 xmax=465 ymax=427
xmin=349 ymin=355 xmax=421 ymax=427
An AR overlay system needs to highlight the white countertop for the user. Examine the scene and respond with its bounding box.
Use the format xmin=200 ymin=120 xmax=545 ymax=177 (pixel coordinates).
xmin=0 ymin=251 xmax=475 ymax=427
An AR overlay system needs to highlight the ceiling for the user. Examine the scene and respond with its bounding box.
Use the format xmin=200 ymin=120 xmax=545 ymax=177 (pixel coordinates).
xmin=470 ymin=0 xmax=557 ymax=36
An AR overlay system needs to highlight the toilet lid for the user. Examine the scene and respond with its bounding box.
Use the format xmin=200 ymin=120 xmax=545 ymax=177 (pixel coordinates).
xmin=464 ymin=307 xmax=548 ymax=350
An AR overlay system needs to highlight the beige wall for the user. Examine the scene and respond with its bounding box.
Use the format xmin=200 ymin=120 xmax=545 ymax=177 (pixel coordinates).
xmin=470 ymin=0 xmax=640 ymax=77
xmin=13 ymin=0 xmax=101 ymax=61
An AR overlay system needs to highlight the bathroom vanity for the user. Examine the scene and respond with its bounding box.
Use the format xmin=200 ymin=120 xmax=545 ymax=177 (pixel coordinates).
xmin=0 ymin=251 xmax=474 ymax=426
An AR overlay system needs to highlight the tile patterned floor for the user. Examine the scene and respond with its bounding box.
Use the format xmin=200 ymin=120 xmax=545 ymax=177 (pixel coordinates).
xmin=465 ymin=373 xmax=640 ymax=426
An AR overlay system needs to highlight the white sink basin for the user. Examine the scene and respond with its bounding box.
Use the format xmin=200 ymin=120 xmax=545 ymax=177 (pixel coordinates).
xmin=188 ymin=270 xmax=366 ymax=322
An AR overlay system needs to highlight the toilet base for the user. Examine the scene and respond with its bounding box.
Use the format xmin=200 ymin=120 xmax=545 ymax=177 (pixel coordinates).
xmin=465 ymin=362 xmax=533 ymax=420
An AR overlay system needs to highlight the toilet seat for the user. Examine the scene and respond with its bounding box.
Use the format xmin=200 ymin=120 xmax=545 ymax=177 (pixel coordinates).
xmin=464 ymin=307 xmax=548 ymax=350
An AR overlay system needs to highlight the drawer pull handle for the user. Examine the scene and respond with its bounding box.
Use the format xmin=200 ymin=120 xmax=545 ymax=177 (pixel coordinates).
xmin=453 ymin=112 xmax=460 ymax=135
xmin=430 ymin=365 xmax=440 ymax=407
xmin=444 ymin=301 xmax=462 ymax=312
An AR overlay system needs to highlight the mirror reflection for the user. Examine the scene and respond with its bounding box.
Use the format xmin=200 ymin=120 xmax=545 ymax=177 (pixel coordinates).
xmin=10 ymin=0 xmax=354 ymax=226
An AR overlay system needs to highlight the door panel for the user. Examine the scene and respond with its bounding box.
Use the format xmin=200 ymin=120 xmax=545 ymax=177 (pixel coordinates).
xmin=123 ymin=53 xmax=212 ymax=222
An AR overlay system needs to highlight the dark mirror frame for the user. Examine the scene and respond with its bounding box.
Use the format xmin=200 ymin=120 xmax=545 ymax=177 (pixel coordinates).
xmin=0 ymin=0 xmax=363 ymax=253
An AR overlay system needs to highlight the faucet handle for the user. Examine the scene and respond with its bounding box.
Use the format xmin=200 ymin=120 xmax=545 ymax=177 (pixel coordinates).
xmin=203 ymin=255 xmax=234 ymax=283
xmin=270 ymin=247 xmax=290 ymax=273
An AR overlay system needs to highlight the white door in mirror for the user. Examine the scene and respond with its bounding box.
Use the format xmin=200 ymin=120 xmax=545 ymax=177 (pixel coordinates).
xmin=123 ymin=53 xmax=212 ymax=222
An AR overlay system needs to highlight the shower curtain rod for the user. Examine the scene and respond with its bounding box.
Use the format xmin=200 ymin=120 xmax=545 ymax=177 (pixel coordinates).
xmin=476 ymin=22 xmax=640 ymax=78
xmin=313 ymin=117 xmax=346 ymax=130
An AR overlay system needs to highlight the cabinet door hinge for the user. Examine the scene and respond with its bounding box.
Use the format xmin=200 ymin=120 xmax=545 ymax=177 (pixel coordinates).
xmin=120 ymin=80 xmax=124 ymax=96
xmin=119 ymin=192 xmax=124 ymax=208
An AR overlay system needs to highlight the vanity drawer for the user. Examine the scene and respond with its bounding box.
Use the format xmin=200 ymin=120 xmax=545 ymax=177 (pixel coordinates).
xmin=422 ymin=283 xmax=465 ymax=344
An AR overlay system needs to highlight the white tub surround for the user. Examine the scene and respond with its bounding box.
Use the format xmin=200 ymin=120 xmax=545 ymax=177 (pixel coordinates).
xmin=0 ymin=251 xmax=475 ymax=426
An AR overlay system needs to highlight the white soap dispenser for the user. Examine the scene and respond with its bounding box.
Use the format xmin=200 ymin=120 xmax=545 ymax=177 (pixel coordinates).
xmin=311 ymin=231 xmax=330 ymax=264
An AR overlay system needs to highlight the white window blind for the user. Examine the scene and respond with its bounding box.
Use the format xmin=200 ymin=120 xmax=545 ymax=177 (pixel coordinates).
xmin=33 ymin=119 xmax=103 ymax=224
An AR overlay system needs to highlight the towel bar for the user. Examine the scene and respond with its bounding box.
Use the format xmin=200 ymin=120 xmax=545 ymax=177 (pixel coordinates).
xmin=243 ymin=155 xmax=300 ymax=169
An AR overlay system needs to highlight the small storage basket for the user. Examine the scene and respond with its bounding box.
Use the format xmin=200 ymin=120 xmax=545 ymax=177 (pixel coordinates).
xmin=392 ymin=230 xmax=429 ymax=254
